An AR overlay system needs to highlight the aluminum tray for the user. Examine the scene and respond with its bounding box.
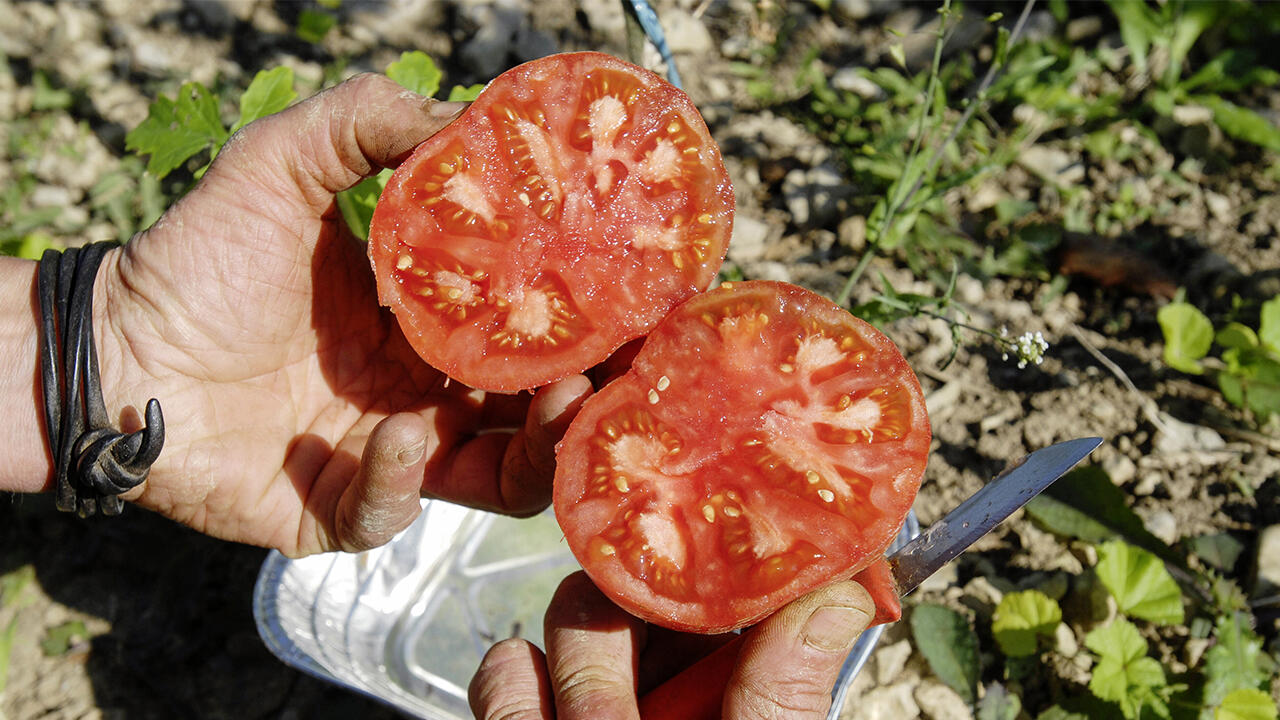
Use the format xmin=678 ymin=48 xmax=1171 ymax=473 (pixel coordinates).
xmin=253 ymin=500 xmax=918 ymax=719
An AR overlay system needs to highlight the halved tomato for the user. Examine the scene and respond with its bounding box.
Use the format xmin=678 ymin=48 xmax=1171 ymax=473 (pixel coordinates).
xmin=368 ymin=52 xmax=734 ymax=393
xmin=553 ymin=281 xmax=931 ymax=633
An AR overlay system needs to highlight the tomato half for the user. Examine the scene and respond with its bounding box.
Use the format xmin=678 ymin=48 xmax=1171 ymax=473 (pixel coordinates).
xmin=553 ymin=281 xmax=931 ymax=633
xmin=369 ymin=52 xmax=734 ymax=393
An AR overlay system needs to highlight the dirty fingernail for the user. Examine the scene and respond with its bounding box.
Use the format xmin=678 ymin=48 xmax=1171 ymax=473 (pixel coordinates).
xmin=802 ymin=605 xmax=869 ymax=653
xmin=428 ymin=100 xmax=469 ymax=119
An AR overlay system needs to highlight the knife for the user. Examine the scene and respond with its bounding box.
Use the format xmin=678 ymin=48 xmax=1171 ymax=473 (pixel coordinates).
xmin=638 ymin=436 xmax=1104 ymax=720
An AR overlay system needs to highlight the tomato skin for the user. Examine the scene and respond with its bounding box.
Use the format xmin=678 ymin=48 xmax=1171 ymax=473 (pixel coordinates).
xmin=369 ymin=52 xmax=734 ymax=393
xmin=554 ymin=281 xmax=930 ymax=633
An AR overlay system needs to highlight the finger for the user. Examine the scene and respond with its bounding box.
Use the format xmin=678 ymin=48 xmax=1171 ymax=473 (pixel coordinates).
xmin=544 ymin=571 xmax=644 ymax=720
xmin=213 ymin=73 xmax=468 ymax=214
xmin=500 ymin=374 xmax=594 ymax=513
xmin=331 ymin=412 xmax=429 ymax=553
xmin=723 ymin=581 xmax=874 ymax=719
xmin=469 ymin=638 xmax=555 ymax=720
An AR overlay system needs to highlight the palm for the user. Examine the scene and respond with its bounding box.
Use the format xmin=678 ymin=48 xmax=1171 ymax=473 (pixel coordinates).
xmin=94 ymin=76 xmax=577 ymax=555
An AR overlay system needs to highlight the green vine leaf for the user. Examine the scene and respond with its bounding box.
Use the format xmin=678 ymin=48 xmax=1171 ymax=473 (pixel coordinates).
xmin=233 ymin=66 xmax=297 ymax=133
xmin=387 ymin=51 xmax=443 ymax=97
xmin=1095 ymin=541 xmax=1184 ymax=624
xmin=126 ymin=82 xmax=227 ymax=179
xmin=992 ymin=589 xmax=1062 ymax=657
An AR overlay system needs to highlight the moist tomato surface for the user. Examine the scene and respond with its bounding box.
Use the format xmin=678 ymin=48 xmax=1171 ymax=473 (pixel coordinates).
xmin=554 ymin=281 xmax=931 ymax=633
xmin=368 ymin=52 xmax=734 ymax=393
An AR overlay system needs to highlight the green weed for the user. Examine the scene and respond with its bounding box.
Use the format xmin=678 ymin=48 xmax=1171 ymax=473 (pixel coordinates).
xmin=1159 ymin=293 xmax=1280 ymax=425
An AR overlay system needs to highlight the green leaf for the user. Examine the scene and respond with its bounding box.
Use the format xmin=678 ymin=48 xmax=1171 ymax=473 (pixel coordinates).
xmin=889 ymin=43 xmax=906 ymax=70
xmin=1086 ymin=619 xmax=1169 ymax=719
xmin=1203 ymin=612 xmax=1270 ymax=710
xmin=1037 ymin=707 xmax=1090 ymax=720
xmin=1025 ymin=467 xmax=1184 ymax=570
xmin=1197 ymin=95 xmax=1280 ymax=152
xmin=387 ymin=51 xmax=442 ymax=97
xmin=992 ymin=590 xmax=1062 ymax=657
xmin=40 ymin=620 xmax=87 ymax=657
xmin=335 ymin=168 xmax=391 ymax=241
xmin=1258 ymin=296 xmax=1280 ymax=355
xmin=1106 ymin=0 xmax=1159 ymax=74
xmin=978 ymin=683 xmax=1022 ymax=720
xmin=1218 ymin=323 xmax=1260 ymax=351
xmin=1095 ymin=541 xmax=1184 ymax=624
xmin=447 ymin=83 xmax=486 ymax=102
xmin=1159 ymin=301 xmax=1214 ymax=375
xmin=0 ymin=616 xmax=16 ymax=695
xmin=125 ymin=82 xmax=227 ymax=179
xmin=296 ymin=8 xmax=336 ymax=43
xmin=909 ymin=604 xmax=979 ymax=704
xmin=32 ymin=69 xmax=73 ymax=111
xmin=233 ymin=66 xmax=297 ymax=133
xmin=1187 ymin=533 xmax=1245 ymax=571
xmin=1216 ymin=689 xmax=1278 ymax=720
xmin=0 ymin=565 xmax=35 ymax=606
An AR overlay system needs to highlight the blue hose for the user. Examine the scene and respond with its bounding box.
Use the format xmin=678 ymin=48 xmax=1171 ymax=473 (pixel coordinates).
xmin=625 ymin=0 xmax=683 ymax=89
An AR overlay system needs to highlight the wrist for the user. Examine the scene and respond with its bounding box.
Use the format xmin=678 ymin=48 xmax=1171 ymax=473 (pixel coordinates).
xmin=0 ymin=257 xmax=55 ymax=491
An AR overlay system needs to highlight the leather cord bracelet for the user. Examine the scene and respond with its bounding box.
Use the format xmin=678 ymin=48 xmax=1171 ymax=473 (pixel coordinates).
xmin=37 ymin=241 xmax=165 ymax=517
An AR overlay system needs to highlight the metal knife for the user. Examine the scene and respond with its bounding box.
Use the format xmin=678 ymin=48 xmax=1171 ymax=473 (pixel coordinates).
xmin=887 ymin=435 xmax=1104 ymax=597
xmin=639 ymin=436 xmax=1104 ymax=720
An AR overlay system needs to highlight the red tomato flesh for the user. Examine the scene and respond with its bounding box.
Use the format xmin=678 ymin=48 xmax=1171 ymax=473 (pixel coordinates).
xmin=554 ymin=281 xmax=931 ymax=633
xmin=368 ymin=52 xmax=734 ymax=393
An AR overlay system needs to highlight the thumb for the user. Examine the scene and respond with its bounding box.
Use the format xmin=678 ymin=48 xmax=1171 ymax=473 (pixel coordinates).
xmin=211 ymin=73 xmax=467 ymax=215
xmin=332 ymin=412 xmax=429 ymax=553
xmin=723 ymin=581 xmax=874 ymax=719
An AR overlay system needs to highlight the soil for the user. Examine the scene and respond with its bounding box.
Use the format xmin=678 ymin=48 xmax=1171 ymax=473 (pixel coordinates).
xmin=2 ymin=1 xmax=1278 ymax=719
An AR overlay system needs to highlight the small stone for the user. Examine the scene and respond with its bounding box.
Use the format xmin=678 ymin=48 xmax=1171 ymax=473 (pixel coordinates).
xmin=1017 ymin=145 xmax=1085 ymax=186
xmin=875 ymin=639 xmax=913 ymax=686
xmin=1143 ymin=509 xmax=1178 ymax=545
xmin=1065 ymin=16 xmax=1103 ymax=42
xmin=662 ymin=9 xmax=713 ymax=55
xmin=1172 ymin=104 xmax=1214 ymax=126
xmin=831 ymin=68 xmax=884 ymax=100
xmin=1054 ymin=622 xmax=1079 ymax=657
xmin=838 ymin=215 xmax=867 ymax=253
xmin=1205 ymin=191 xmax=1233 ymax=224
xmin=914 ymin=679 xmax=973 ymax=720
xmin=1252 ymin=525 xmax=1280 ymax=599
xmin=745 ymin=260 xmax=792 ymax=283
xmin=859 ymin=683 xmax=922 ymax=720
xmin=1133 ymin=472 xmax=1161 ymax=496
xmin=727 ymin=215 xmax=773 ymax=263
xmin=782 ymin=163 xmax=852 ymax=228
xmin=1101 ymin=453 xmax=1137 ymax=486
xmin=962 ymin=576 xmax=1004 ymax=609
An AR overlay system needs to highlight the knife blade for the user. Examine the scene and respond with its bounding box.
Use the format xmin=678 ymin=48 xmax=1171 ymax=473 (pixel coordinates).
xmin=888 ymin=435 xmax=1103 ymax=596
xmin=638 ymin=436 xmax=1103 ymax=720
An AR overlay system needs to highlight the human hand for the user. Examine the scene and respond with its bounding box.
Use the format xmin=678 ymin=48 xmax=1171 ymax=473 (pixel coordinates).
xmin=468 ymin=571 xmax=874 ymax=720
xmin=84 ymin=74 xmax=592 ymax=555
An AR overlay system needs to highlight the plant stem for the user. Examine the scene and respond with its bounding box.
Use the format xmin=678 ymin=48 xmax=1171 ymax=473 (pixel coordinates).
xmin=837 ymin=0 xmax=1038 ymax=308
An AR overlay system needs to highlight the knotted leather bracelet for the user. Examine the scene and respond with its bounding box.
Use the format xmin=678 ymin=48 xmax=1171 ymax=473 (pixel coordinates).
xmin=37 ymin=241 xmax=164 ymax=517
